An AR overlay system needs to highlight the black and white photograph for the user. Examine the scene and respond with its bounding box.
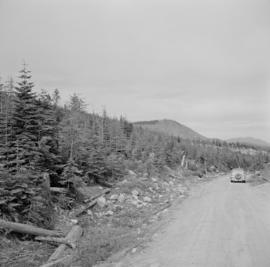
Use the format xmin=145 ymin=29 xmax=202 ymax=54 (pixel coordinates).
xmin=0 ymin=0 xmax=270 ymax=266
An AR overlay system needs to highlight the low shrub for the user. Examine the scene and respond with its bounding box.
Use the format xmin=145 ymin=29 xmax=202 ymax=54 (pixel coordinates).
xmin=0 ymin=170 xmax=54 ymax=228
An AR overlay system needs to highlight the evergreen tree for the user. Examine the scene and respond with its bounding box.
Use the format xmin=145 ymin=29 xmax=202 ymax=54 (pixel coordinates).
xmin=101 ymin=109 xmax=111 ymax=148
xmin=87 ymin=134 xmax=107 ymax=178
xmin=0 ymin=78 xmax=14 ymax=167
xmin=60 ymin=157 xmax=81 ymax=188
xmin=59 ymin=94 xmax=87 ymax=161
xmin=6 ymin=64 xmax=41 ymax=172
xmin=35 ymin=90 xmax=60 ymax=176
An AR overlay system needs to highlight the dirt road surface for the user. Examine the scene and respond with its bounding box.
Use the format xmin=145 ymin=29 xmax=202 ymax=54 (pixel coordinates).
xmin=104 ymin=175 xmax=270 ymax=267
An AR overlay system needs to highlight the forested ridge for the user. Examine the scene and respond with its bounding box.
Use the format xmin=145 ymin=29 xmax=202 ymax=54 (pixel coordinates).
xmin=0 ymin=65 xmax=269 ymax=227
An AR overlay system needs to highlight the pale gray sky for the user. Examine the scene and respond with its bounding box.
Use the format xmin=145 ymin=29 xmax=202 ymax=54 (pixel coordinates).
xmin=0 ymin=0 xmax=270 ymax=141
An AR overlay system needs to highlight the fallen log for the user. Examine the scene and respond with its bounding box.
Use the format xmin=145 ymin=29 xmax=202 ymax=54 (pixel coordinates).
xmin=43 ymin=225 xmax=83 ymax=265
xmin=84 ymin=188 xmax=111 ymax=203
xmin=87 ymin=172 xmax=113 ymax=188
xmin=74 ymin=199 xmax=98 ymax=217
xmin=74 ymin=188 xmax=110 ymax=217
xmin=35 ymin=236 xmax=76 ymax=249
xmin=50 ymin=187 xmax=68 ymax=194
xmin=0 ymin=219 xmax=63 ymax=237
xmin=96 ymin=179 xmax=113 ymax=188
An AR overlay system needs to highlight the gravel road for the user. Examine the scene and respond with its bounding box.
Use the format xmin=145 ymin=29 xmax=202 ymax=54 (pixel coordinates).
xmin=110 ymin=175 xmax=270 ymax=267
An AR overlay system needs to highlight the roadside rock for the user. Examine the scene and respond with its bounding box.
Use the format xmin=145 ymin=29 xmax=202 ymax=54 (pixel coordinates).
xmin=71 ymin=219 xmax=78 ymax=224
xmin=178 ymin=185 xmax=186 ymax=194
xmin=118 ymin=193 xmax=126 ymax=203
xmin=128 ymin=170 xmax=136 ymax=176
xmin=132 ymin=189 xmax=139 ymax=197
xmin=143 ymin=196 xmax=152 ymax=202
xmin=87 ymin=210 xmax=93 ymax=216
xmin=130 ymin=199 xmax=145 ymax=208
xmin=97 ymin=196 xmax=107 ymax=208
xmin=112 ymin=205 xmax=122 ymax=212
xmin=104 ymin=210 xmax=114 ymax=216
xmin=163 ymin=182 xmax=169 ymax=187
xmin=149 ymin=187 xmax=155 ymax=193
xmin=110 ymin=194 xmax=118 ymax=201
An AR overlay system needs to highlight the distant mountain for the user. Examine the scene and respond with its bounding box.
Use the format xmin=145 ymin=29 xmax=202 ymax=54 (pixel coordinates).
xmin=133 ymin=119 xmax=207 ymax=140
xmin=227 ymin=137 xmax=270 ymax=148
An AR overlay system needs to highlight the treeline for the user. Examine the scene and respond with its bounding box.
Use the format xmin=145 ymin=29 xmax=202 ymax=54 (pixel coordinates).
xmin=0 ymin=65 xmax=269 ymax=227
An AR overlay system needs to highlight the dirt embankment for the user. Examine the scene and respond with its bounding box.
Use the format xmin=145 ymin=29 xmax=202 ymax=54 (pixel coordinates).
xmin=0 ymin=168 xmax=214 ymax=267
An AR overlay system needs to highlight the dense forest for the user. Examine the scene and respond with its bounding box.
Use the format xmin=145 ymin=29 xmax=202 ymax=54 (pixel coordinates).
xmin=0 ymin=65 xmax=269 ymax=227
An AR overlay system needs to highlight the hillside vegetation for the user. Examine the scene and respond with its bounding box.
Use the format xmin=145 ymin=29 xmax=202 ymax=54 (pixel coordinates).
xmin=0 ymin=65 xmax=269 ymax=229
xmin=227 ymin=137 xmax=270 ymax=148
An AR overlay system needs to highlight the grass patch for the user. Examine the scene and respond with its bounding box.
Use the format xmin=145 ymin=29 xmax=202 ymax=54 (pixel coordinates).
xmin=75 ymin=226 xmax=137 ymax=267
xmin=0 ymin=236 xmax=54 ymax=267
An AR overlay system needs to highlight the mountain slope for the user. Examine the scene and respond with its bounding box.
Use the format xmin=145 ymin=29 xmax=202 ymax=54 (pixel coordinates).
xmin=133 ymin=119 xmax=206 ymax=140
xmin=227 ymin=137 xmax=270 ymax=148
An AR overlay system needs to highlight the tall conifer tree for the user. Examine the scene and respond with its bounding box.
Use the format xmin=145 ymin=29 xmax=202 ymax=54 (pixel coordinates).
xmin=0 ymin=78 xmax=14 ymax=167
xmin=6 ymin=64 xmax=40 ymax=172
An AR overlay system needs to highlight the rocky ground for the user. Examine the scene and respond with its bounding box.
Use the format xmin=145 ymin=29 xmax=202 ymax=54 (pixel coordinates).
xmin=97 ymin=172 xmax=270 ymax=267
xmin=72 ymin=169 xmax=216 ymax=267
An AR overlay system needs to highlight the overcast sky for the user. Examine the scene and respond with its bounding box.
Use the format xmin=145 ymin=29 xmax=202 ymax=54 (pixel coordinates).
xmin=0 ymin=0 xmax=270 ymax=141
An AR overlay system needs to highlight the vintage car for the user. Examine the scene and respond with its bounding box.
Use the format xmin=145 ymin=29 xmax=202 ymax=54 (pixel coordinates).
xmin=230 ymin=168 xmax=246 ymax=183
